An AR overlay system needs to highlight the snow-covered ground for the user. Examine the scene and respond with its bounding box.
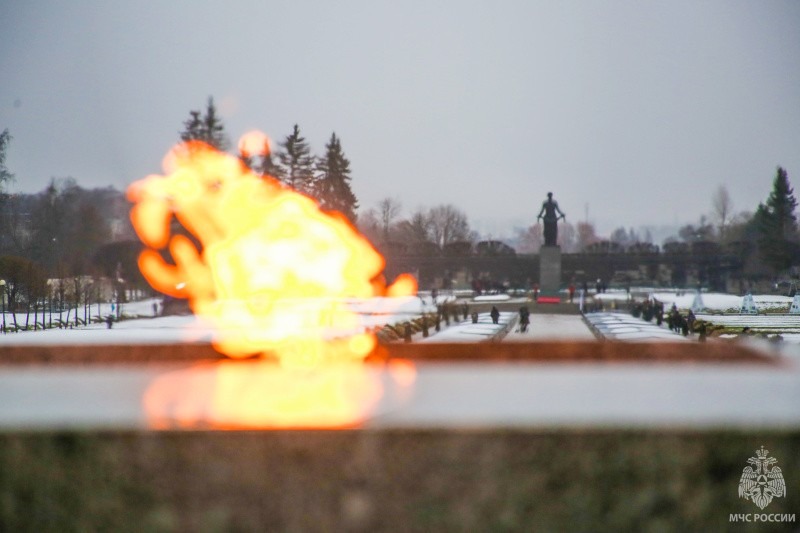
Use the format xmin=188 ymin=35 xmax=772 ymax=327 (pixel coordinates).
xmin=0 ymin=314 xmax=214 ymax=346
xmin=505 ymin=314 xmax=595 ymax=341
xmin=593 ymin=291 xmax=632 ymax=303
xmin=418 ymin=311 xmax=516 ymax=343
xmin=591 ymin=290 xmax=794 ymax=313
xmin=584 ymin=312 xmax=690 ymax=342
xmin=5 ymin=292 xmax=799 ymax=347
xmin=695 ymin=314 xmax=800 ymax=331
xmin=472 ymin=294 xmax=512 ymax=302
xmin=0 ymin=301 xmax=588 ymax=346
xmin=586 ymin=308 xmax=800 ymax=345
xmin=0 ymin=297 xmax=164 ymax=330
xmin=694 ymin=313 xmax=800 ymax=344
xmin=651 ymin=292 xmax=792 ymax=313
xmin=0 ymin=296 xmax=518 ymax=346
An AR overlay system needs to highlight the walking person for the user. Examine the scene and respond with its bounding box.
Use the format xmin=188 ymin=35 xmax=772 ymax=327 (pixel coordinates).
xmin=686 ymin=310 xmax=696 ymax=334
xmin=490 ymin=306 xmax=500 ymax=325
xmin=518 ymin=306 xmax=530 ymax=333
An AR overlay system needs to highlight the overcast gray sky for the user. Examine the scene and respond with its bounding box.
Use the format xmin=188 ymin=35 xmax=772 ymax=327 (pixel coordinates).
xmin=2 ymin=1 xmax=799 ymax=237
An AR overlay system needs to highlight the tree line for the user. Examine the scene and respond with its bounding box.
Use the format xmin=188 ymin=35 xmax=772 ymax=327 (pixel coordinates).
xmin=357 ymin=198 xmax=477 ymax=256
xmin=1 ymin=99 xmax=798 ymax=319
xmin=180 ymin=97 xmax=359 ymax=223
xmin=640 ymin=169 xmax=799 ymax=279
xmin=0 ymin=97 xmax=363 ymax=318
xmin=508 ymin=168 xmax=799 ymax=280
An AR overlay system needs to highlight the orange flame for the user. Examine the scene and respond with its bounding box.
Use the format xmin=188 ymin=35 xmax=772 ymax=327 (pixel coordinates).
xmin=142 ymin=359 xmax=417 ymax=430
xmin=127 ymin=133 xmax=416 ymax=364
xmin=143 ymin=361 xmax=382 ymax=429
xmin=237 ymin=130 xmax=270 ymax=159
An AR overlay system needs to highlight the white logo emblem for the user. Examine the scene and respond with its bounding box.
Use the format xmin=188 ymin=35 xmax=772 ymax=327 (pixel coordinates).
xmin=739 ymin=446 xmax=787 ymax=510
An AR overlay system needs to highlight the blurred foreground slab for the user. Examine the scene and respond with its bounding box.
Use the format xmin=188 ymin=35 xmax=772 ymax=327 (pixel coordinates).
xmin=0 ymin=342 xmax=797 ymax=531
xmin=0 ymin=360 xmax=798 ymax=430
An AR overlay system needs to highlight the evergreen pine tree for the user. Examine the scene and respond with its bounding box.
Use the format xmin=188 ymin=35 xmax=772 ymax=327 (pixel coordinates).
xmin=766 ymin=167 xmax=797 ymax=239
xmin=315 ymin=133 xmax=358 ymax=223
xmin=277 ymin=124 xmax=315 ymax=195
xmin=258 ymin=152 xmax=285 ymax=181
xmin=179 ymin=97 xmax=230 ymax=151
xmin=0 ymin=129 xmax=13 ymax=192
xmin=756 ymin=166 xmax=799 ymax=272
xmin=242 ymin=151 xmax=285 ymax=181
xmin=180 ymin=111 xmax=203 ymax=143
xmin=237 ymin=134 xmax=285 ymax=180
xmin=0 ymin=129 xmax=14 ymax=244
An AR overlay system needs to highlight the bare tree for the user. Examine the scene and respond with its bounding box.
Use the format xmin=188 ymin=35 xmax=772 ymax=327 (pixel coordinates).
xmin=377 ymin=197 xmax=402 ymax=242
xmin=0 ymin=129 xmax=15 ymax=254
xmin=609 ymin=227 xmax=630 ymax=247
xmin=711 ymin=184 xmax=733 ymax=242
xmin=0 ymin=129 xmax=13 ymax=193
xmin=557 ymin=221 xmax=578 ymax=252
xmin=428 ymin=204 xmax=470 ymax=248
xmin=356 ymin=208 xmax=382 ymax=245
xmin=515 ymin=223 xmax=543 ymax=253
xmin=576 ymin=221 xmax=599 ymax=252
xmin=395 ymin=208 xmax=433 ymax=244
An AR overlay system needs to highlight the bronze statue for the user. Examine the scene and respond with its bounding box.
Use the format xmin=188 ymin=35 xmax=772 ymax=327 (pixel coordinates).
xmin=537 ymin=192 xmax=566 ymax=246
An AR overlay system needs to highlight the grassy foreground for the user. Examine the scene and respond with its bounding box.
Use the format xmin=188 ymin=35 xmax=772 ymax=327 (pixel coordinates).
xmin=0 ymin=429 xmax=797 ymax=532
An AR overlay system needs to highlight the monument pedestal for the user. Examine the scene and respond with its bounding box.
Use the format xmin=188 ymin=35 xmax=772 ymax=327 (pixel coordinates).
xmin=539 ymin=245 xmax=562 ymax=298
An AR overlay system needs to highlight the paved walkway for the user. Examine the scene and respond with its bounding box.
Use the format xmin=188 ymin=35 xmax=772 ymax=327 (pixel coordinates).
xmin=427 ymin=307 xmax=597 ymax=343
xmin=504 ymin=314 xmax=595 ymax=342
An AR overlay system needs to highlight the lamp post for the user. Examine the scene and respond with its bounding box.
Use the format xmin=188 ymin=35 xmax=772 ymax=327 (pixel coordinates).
xmin=0 ymin=279 xmax=6 ymax=334
xmin=84 ymin=280 xmax=90 ymax=325
xmin=47 ymin=280 xmax=53 ymax=328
